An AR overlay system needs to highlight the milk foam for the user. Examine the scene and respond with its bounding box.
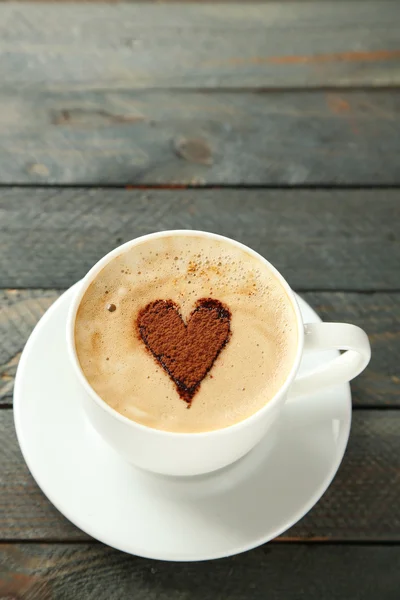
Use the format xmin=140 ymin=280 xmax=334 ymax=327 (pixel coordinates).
xmin=75 ymin=235 xmax=298 ymax=433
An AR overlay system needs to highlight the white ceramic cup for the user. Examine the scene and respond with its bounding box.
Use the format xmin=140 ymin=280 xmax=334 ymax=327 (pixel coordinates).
xmin=67 ymin=231 xmax=371 ymax=476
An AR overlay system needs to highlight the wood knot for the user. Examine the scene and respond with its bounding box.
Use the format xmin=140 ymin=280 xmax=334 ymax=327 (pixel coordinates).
xmin=27 ymin=163 xmax=50 ymax=177
xmin=173 ymin=137 xmax=213 ymax=165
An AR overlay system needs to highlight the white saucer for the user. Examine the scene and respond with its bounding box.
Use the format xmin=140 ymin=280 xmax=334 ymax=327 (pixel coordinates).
xmin=14 ymin=284 xmax=351 ymax=561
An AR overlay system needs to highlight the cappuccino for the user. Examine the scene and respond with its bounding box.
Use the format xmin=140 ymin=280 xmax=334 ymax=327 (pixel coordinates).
xmin=75 ymin=235 xmax=297 ymax=433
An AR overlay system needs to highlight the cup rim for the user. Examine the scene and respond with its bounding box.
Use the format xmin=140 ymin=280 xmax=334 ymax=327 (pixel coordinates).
xmin=67 ymin=230 xmax=305 ymax=438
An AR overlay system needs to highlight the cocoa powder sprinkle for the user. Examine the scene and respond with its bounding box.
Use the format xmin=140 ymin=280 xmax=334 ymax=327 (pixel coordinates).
xmin=137 ymin=298 xmax=231 ymax=405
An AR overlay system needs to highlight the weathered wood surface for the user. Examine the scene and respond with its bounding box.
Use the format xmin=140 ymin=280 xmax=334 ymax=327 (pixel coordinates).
xmin=0 ymin=0 xmax=380 ymax=3
xmin=1 ymin=3 xmax=400 ymax=89
xmin=1 ymin=544 xmax=399 ymax=600
xmin=0 ymin=0 xmax=389 ymax=3
xmin=0 ymin=89 xmax=399 ymax=184
xmin=1 ymin=290 xmax=398 ymax=407
xmin=1 ymin=410 xmax=399 ymax=541
xmin=1 ymin=188 xmax=399 ymax=289
xmin=0 ymin=290 xmax=60 ymax=405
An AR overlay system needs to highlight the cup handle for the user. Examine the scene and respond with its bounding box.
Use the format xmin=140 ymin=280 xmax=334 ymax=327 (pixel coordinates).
xmin=289 ymin=323 xmax=371 ymax=398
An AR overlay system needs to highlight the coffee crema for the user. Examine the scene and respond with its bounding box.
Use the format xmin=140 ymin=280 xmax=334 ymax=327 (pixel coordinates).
xmin=74 ymin=235 xmax=298 ymax=433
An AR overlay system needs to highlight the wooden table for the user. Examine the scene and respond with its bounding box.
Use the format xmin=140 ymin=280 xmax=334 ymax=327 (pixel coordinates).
xmin=1 ymin=1 xmax=399 ymax=597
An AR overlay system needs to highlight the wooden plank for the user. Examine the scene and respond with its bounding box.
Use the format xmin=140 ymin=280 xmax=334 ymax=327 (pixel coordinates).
xmin=1 ymin=188 xmax=399 ymax=289
xmin=0 ymin=89 xmax=400 ymax=184
xmin=4 ymin=0 xmax=379 ymax=3
xmin=1 ymin=410 xmax=400 ymax=541
xmin=0 ymin=0 xmax=391 ymax=3
xmin=0 ymin=290 xmax=60 ymax=405
xmin=1 ymin=290 xmax=398 ymax=407
xmin=0 ymin=544 xmax=399 ymax=600
xmin=1 ymin=3 xmax=400 ymax=89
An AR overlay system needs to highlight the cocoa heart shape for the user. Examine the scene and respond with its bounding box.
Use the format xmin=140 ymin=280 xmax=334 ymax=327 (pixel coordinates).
xmin=137 ymin=298 xmax=231 ymax=405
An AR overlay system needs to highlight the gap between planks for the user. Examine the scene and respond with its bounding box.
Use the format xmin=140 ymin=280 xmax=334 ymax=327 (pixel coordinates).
xmin=0 ymin=539 xmax=400 ymax=546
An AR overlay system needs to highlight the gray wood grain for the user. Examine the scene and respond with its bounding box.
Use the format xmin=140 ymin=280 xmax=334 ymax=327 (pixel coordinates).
xmin=1 ymin=290 xmax=398 ymax=407
xmin=0 ymin=544 xmax=399 ymax=600
xmin=1 ymin=3 xmax=400 ymax=89
xmin=0 ymin=290 xmax=60 ymax=405
xmin=1 ymin=188 xmax=399 ymax=289
xmin=0 ymin=0 xmax=382 ymax=3
xmin=0 ymin=89 xmax=399 ymax=184
xmin=0 ymin=0 xmax=390 ymax=3
xmin=1 ymin=410 xmax=400 ymax=541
